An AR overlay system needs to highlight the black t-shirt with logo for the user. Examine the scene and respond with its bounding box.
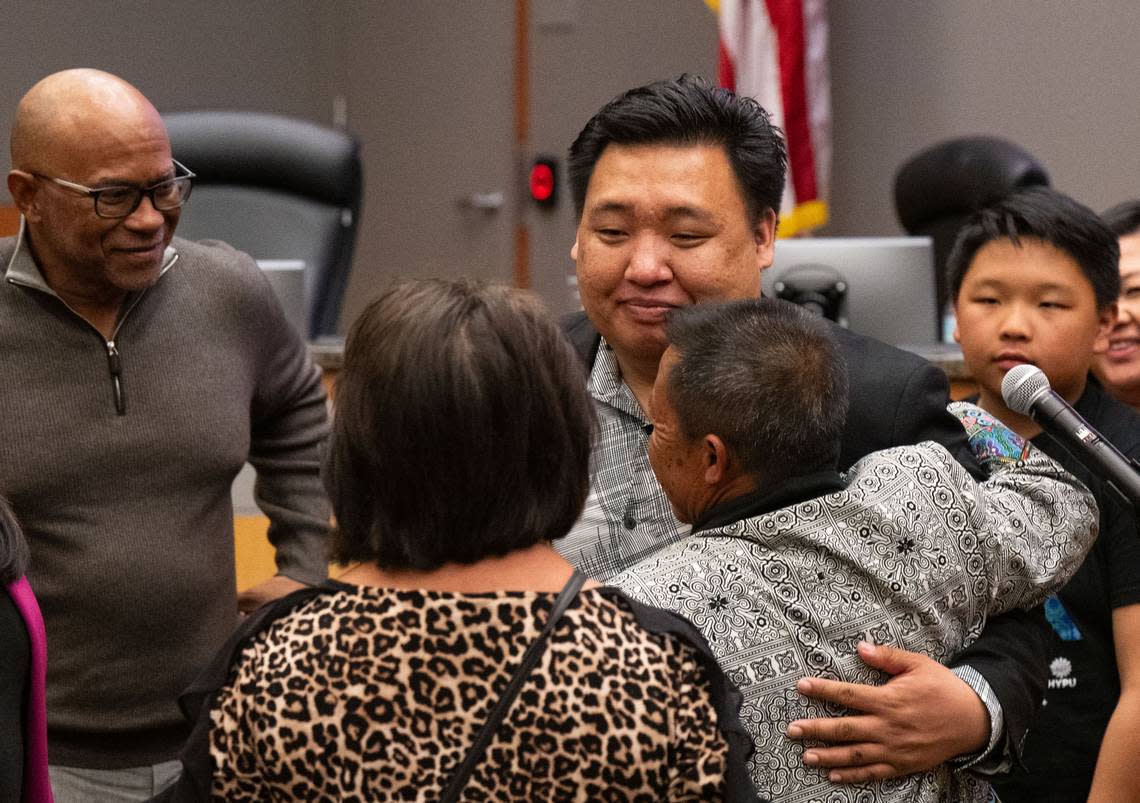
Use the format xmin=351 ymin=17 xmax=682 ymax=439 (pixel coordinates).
xmin=993 ymin=378 xmax=1140 ymax=802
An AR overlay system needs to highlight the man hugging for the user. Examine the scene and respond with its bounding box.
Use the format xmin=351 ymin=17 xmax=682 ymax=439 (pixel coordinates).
xmin=610 ymin=297 xmax=1097 ymax=802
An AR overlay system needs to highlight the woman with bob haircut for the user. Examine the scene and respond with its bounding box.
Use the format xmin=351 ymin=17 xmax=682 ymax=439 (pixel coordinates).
xmin=162 ymin=279 xmax=760 ymax=802
xmin=1 ymin=497 xmax=52 ymax=803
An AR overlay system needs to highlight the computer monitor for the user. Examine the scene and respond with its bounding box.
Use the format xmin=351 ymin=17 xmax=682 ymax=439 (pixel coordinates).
xmin=256 ymin=259 xmax=308 ymax=337
xmin=761 ymin=237 xmax=939 ymax=346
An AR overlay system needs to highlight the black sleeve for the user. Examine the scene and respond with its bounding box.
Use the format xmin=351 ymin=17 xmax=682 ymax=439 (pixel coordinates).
xmin=948 ymin=606 xmax=1050 ymax=767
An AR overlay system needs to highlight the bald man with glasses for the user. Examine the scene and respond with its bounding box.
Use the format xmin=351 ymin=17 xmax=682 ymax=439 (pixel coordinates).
xmin=31 ymin=158 xmax=195 ymax=219
xmin=1 ymin=69 xmax=330 ymax=801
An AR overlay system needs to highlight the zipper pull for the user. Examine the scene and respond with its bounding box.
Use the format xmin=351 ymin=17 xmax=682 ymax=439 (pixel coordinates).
xmin=106 ymin=340 xmax=126 ymax=416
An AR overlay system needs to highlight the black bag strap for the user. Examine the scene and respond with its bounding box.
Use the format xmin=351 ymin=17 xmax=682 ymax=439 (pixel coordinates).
xmin=438 ymin=569 xmax=587 ymax=803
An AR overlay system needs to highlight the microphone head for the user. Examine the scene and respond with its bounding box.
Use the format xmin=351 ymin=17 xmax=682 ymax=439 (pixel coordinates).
xmin=1001 ymin=363 xmax=1050 ymax=414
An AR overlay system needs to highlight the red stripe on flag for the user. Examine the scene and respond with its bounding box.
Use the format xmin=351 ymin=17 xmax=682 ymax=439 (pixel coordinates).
xmin=764 ymin=0 xmax=817 ymax=205
xmin=718 ymin=38 xmax=736 ymax=91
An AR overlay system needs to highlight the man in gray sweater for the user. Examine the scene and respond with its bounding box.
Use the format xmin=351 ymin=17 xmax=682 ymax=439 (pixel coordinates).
xmin=0 ymin=69 xmax=330 ymax=801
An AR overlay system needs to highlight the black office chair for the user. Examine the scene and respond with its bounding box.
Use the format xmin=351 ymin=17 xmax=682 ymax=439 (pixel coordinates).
xmin=164 ymin=111 xmax=362 ymax=339
xmin=894 ymin=136 xmax=1050 ymax=316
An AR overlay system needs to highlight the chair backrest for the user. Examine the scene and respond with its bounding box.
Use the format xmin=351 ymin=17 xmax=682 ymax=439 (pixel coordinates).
xmin=894 ymin=136 xmax=1049 ymax=315
xmin=164 ymin=111 xmax=362 ymax=338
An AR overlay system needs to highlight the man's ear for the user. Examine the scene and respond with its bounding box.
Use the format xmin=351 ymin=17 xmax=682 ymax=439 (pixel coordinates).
xmin=754 ymin=208 xmax=777 ymax=272
xmin=702 ymin=434 xmax=730 ymax=485
xmin=1093 ymin=302 xmax=1118 ymax=354
xmin=8 ymin=170 xmax=40 ymax=222
xmin=949 ymin=300 xmax=962 ymax=343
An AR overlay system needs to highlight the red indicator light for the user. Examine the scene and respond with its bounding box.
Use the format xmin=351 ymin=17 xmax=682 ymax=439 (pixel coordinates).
xmin=530 ymin=163 xmax=554 ymax=201
xmin=529 ymin=159 xmax=557 ymax=206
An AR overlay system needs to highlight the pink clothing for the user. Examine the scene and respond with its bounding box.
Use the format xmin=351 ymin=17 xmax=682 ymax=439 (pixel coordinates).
xmin=6 ymin=577 xmax=51 ymax=803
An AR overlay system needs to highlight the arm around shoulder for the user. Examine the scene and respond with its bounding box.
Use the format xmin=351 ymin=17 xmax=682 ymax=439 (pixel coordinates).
xmin=949 ymin=402 xmax=1100 ymax=615
xmin=945 ymin=402 xmax=1096 ymax=768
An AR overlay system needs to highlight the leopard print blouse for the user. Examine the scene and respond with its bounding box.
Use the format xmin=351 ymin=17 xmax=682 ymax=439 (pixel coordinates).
xmin=208 ymin=584 xmax=733 ymax=801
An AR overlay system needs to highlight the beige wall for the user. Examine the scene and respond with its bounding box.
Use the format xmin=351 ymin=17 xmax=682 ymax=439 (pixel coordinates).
xmin=526 ymin=1 xmax=717 ymax=315
xmin=828 ymin=1 xmax=1140 ymax=235
xmin=4 ymin=1 xmax=1140 ymax=323
xmin=0 ymin=1 xmax=336 ymax=167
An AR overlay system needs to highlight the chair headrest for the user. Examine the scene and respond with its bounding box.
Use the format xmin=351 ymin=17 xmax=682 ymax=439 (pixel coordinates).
xmin=164 ymin=111 xmax=361 ymax=209
xmin=894 ymin=136 xmax=1049 ymax=233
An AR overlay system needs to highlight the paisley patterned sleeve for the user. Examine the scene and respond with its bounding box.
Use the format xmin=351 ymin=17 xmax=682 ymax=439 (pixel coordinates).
xmin=947 ymin=401 xmax=1031 ymax=469
xmin=940 ymin=407 xmax=1099 ymax=616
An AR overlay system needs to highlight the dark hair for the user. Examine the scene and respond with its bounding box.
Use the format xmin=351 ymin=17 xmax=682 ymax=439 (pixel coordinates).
xmin=568 ymin=74 xmax=788 ymax=223
xmin=946 ymin=187 xmax=1121 ymax=309
xmin=324 ymin=279 xmax=595 ymax=571
xmin=0 ymin=497 xmax=29 ymax=586
xmin=664 ymin=298 xmax=849 ymax=480
xmin=1102 ymin=199 xmax=1140 ymax=238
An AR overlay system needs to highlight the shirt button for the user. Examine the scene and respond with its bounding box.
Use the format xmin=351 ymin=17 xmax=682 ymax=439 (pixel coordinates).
xmin=622 ymin=515 xmax=637 ymax=530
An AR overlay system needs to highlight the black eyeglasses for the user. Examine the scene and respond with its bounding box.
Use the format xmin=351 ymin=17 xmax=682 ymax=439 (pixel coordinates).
xmin=33 ymin=159 xmax=196 ymax=219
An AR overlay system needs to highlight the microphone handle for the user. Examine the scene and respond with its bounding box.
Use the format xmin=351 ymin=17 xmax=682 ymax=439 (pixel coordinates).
xmin=1031 ymin=391 xmax=1140 ymax=510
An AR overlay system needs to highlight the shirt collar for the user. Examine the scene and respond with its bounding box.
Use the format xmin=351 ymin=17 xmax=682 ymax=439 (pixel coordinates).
xmin=4 ymin=215 xmax=180 ymax=296
xmin=588 ymin=337 xmax=649 ymax=423
xmin=692 ymin=469 xmax=846 ymax=533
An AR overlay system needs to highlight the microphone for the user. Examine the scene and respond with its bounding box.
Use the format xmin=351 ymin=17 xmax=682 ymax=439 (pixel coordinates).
xmin=1002 ymin=363 xmax=1140 ymax=509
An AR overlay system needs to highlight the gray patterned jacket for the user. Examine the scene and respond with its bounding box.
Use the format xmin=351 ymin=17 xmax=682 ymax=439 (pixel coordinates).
xmin=611 ymin=433 xmax=1097 ymax=802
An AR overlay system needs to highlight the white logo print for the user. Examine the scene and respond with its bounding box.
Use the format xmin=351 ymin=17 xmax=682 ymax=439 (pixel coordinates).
xmin=1048 ymin=657 xmax=1076 ymax=689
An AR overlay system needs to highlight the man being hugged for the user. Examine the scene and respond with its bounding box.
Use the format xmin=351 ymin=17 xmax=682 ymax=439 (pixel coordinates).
xmin=611 ymin=298 xmax=1097 ymax=801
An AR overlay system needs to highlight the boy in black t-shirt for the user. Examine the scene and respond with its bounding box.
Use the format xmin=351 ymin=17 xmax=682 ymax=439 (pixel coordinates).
xmin=947 ymin=187 xmax=1140 ymax=802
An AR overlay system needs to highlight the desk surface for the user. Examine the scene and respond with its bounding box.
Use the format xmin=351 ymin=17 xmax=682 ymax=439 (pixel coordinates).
xmin=308 ymin=338 xmax=973 ymax=379
xmin=309 ymin=338 xmax=345 ymax=371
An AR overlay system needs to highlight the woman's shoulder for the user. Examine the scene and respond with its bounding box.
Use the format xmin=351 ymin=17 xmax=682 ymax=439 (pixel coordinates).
xmin=237 ymin=585 xmax=715 ymax=680
xmin=561 ymin=588 xmax=733 ymax=707
xmin=231 ymin=583 xmax=719 ymax=689
xmin=575 ymin=588 xmax=762 ymax=802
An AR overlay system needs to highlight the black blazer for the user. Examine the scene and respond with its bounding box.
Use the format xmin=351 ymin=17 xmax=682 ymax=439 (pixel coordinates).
xmin=562 ymin=308 xmax=1048 ymax=767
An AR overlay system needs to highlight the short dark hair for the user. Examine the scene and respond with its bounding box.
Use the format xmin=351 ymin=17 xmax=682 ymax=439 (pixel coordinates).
xmin=324 ymin=279 xmax=595 ymax=571
xmin=946 ymin=187 xmax=1121 ymax=310
xmin=0 ymin=496 xmax=29 ymax=586
xmin=664 ymin=298 xmax=849 ymax=480
xmin=1102 ymin=199 xmax=1140 ymax=238
xmin=568 ymin=74 xmax=788 ymax=223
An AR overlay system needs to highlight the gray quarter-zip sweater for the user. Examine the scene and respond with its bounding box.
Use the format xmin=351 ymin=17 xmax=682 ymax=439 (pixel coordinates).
xmin=0 ymin=230 xmax=330 ymax=768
